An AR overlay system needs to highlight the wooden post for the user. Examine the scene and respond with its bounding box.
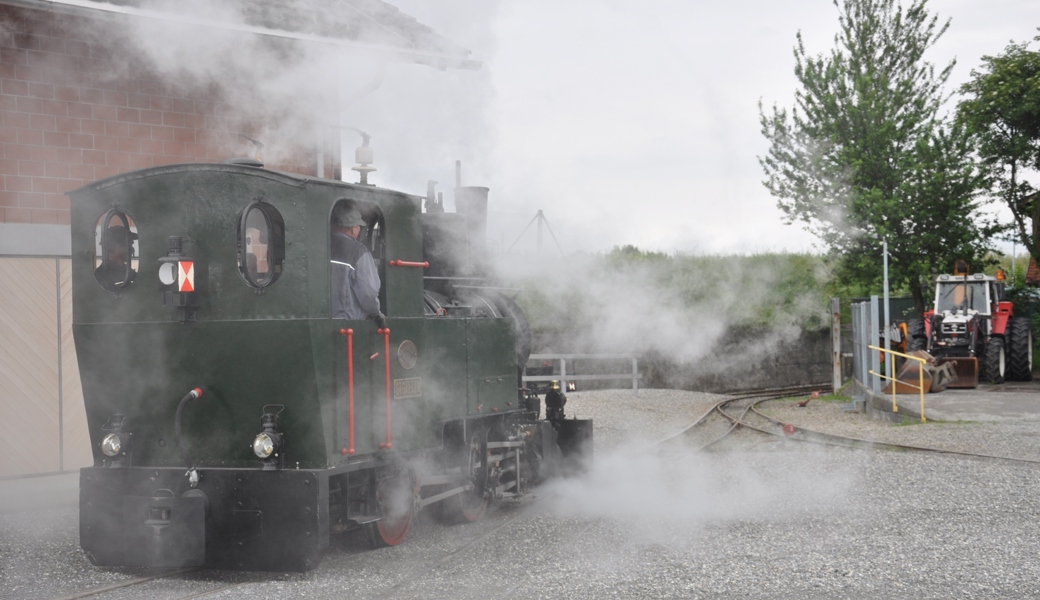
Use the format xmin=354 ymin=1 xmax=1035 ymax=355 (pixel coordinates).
xmin=831 ymin=297 xmax=841 ymax=393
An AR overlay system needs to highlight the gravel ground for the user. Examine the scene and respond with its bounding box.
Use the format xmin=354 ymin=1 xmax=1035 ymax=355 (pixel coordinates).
xmin=564 ymin=389 xmax=721 ymax=450
xmin=4 ymin=388 xmax=1040 ymax=599
xmin=761 ymin=394 xmax=1040 ymax=460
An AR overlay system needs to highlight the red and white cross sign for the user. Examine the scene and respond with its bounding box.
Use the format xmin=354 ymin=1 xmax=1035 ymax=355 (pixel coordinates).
xmin=178 ymin=261 xmax=195 ymax=293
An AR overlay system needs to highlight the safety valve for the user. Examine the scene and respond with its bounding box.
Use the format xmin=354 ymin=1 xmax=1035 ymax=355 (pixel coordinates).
xmin=252 ymin=405 xmax=285 ymax=471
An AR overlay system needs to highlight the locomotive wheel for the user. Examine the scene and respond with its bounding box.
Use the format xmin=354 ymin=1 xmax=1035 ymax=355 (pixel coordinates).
xmin=438 ymin=435 xmax=489 ymax=524
xmin=983 ymin=336 xmax=1006 ymax=385
xmin=906 ymin=318 xmax=926 ymax=352
xmin=366 ymin=469 xmax=420 ymax=548
xmin=1006 ymin=317 xmax=1034 ymax=382
xmin=439 ymin=487 xmax=489 ymax=524
xmin=367 ymin=513 xmax=411 ymax=547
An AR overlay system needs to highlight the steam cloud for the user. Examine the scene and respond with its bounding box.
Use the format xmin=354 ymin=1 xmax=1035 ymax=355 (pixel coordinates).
xmin=540 ymin=441 xmax=859 ymax=558
xmin=493 ymin=250 xmax=830 ymax=375
xmin=81 ymin=0 xmax=496 ymax=176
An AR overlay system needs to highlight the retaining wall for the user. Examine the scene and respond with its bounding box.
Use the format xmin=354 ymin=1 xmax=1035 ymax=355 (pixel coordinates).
xmin=535 ymin=326 xmax=834 ymax=394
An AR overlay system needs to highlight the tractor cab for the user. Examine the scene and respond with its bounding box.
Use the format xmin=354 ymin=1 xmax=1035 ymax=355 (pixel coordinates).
xmin=935 ymin=277 xmax=992 ymax=315
xmin=931 ymin=273 xmax=1003 ymax=343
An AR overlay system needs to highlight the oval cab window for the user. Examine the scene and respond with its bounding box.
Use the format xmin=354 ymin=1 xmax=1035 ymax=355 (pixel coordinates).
xmin=237 ymin=199 xmax=285 ymax=289
xmin=93 ymin=210 xmax=139 ymax=292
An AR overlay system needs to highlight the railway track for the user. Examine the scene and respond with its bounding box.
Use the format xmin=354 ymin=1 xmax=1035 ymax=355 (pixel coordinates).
xmin=48 ymin=570 xmax=274 ymax=600
xmin=654 ymin=383 xmax=825 ymax=453
xmin=665 ymin=383 xmax=1040 ymax=465
xmin=46 ymin=383 xmax=1040 ymax=599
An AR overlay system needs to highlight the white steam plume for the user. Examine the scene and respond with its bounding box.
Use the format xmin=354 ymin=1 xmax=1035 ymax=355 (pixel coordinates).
xmin=542 ymin=442 xmax=859 ymax=553
xmin=494 ymin=251 xmax=830 ymax=368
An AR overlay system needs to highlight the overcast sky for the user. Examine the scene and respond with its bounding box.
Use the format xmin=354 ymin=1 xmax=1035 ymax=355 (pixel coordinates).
xmin=344 ymin=0 xmax=1038 ymax=256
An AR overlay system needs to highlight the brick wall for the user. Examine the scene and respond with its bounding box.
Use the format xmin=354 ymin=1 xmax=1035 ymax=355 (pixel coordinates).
xmin=0 ymin=4 xmax=330 ymax=226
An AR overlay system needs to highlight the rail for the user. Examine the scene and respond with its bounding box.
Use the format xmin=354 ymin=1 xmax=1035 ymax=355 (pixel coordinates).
xmin=523 ymin=353 xmax=642 ymax=396
xmin=868 ymin=344 xmax=926 ymax=422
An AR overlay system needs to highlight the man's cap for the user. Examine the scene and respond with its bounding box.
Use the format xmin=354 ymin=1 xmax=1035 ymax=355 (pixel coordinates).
xmin=105 ymin=225 xmax=138 ymax=241
xmin=332 ymin=205 xmax=365 ymax=228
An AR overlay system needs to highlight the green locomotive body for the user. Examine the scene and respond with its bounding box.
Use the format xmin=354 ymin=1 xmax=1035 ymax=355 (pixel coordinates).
xmin=71 ymin=161 xmax=589 ymax=571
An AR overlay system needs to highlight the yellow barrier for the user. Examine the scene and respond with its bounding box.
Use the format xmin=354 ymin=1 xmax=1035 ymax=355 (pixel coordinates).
xmin=868 ymin=345 xmax=927 ymax=423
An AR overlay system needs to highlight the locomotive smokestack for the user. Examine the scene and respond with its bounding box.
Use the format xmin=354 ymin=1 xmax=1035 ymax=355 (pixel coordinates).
xmin=452 ymin=160 xmax=489 ymax=270
xmin=455 ymin=186 xmax=489 ymax=262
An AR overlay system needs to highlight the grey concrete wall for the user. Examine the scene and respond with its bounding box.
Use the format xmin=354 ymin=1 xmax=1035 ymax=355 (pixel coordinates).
xmin=533 ymin=326 xmax=834 ymax=394
xmin=0 ymin=223 xmax=71 ymax=257
xmin=641 ymin=326 xmax=832 ymax=393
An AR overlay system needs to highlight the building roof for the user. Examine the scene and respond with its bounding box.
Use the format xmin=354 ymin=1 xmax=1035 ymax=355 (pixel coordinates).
xmin=11 ymin=0 xmax=479 ymax=70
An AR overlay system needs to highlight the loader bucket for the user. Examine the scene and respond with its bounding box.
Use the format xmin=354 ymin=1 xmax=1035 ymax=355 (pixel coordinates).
xmin=884 ymin=357 xmax=933 ymax=395
xmin=936 ymin=356 xmax=978 ymax=389
xmin=882 ymin=350 xmax=962 ymax=394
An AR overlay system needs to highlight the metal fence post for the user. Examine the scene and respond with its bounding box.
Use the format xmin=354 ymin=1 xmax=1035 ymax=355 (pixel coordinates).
xmin=870 ymin=295 xmax=881 ymax=394
xmin=855 ymin=302 xmax=868 ymax=387
xmin=851 ymin=303 xmax=858 ymax=384
xmin=632 ymin=357 xmax=639 ymax=396
xmin=560 ymin=358 xmax=567 ymax=392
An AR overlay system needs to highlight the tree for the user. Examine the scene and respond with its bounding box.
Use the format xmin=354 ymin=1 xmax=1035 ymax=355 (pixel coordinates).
xmin=957 ymin=40 xmax=1040 ymax=266
xmin=759 ymin=0 xmax=995 ymax=313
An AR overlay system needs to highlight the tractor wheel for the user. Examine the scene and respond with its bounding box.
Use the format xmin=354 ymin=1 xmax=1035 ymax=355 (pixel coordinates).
xmin=1006 ymin=317 xmax=1034 ymax=382
xmin=983 ymin=336 xmax=1006 ymax=385
xmin=906 ymin=318 xmax=926 ymax=352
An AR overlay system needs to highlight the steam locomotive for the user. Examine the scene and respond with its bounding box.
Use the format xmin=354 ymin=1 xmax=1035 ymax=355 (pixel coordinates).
xmin=71 ymin=158 xmax=591 ymax=571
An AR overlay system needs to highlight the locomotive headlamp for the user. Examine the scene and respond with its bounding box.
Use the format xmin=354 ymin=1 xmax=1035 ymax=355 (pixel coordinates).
xmin=252 ymin=432 xmax=276 ymax=458
xmin=158 ymin=261 xmax=176 ymax=286
xmin=100 ymin=413 xmax=131 ymax=467
xmin=252 ymin=406 xmax=284 ymax=471
xmin=101 ymin=433 xmax=122 ymax=457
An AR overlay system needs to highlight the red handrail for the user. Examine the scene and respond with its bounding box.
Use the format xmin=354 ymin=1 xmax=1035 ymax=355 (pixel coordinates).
xmin=388 ymin=259 xmax=429 ymax=268
xmin=378 ymin=327 xmax=392 ymax=449
xmin=338 ymin=329 xmax=355 ymax=455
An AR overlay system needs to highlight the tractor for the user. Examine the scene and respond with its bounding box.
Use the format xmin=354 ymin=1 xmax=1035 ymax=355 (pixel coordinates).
xmin=906 ymin=263 xmax=1033 ymax=386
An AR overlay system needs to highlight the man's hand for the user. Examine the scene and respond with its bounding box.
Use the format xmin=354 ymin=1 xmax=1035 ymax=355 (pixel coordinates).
xmin=372 ymin=311 xmax=387 ymax=329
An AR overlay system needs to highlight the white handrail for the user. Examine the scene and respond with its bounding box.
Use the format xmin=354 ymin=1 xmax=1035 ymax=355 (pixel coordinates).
xmin=523 ymin=354 xmax=642 ymax=396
